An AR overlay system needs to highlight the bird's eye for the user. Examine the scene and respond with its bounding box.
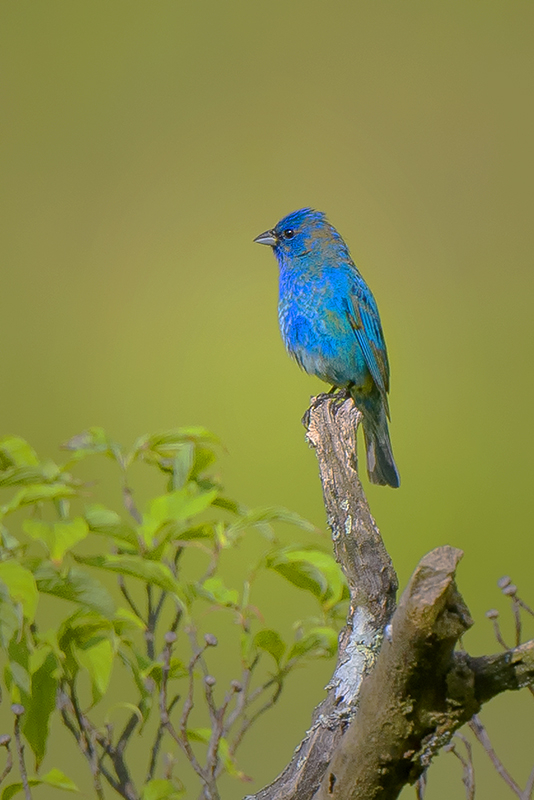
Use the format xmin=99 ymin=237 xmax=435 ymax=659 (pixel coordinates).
xmin=282 ymin=229 xmax=295 ymax=239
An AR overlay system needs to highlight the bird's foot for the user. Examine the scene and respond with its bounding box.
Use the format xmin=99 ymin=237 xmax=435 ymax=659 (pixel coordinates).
xmin=302 ymin=388 xmax=352 ymax=428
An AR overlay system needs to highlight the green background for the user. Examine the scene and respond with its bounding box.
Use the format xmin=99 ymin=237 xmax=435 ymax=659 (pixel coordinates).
xmin=2 ymin=1 xmax=534 ymax=798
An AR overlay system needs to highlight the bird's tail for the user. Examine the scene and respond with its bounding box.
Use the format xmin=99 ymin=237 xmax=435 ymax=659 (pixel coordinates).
xmin=357 ymin=396 xmax=400 ymax=488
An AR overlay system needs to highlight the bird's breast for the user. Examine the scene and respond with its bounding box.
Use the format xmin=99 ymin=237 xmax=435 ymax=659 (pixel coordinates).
xmin=277 ymin=268 xmax=365 ymax=386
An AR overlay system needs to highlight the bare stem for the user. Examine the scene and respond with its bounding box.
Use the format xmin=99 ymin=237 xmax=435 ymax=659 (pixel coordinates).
xmin=118 ymin=576 xmax=145 ymax=622
xmin=469 ymin=715 xmax=521 ymax=797
xmin=12 ymin=708 xmax=31 ymax=800
xmin=122 ymin=484 xmax=142 ymax=525
xmin=230 ymin=679 xmax=283 ymax=757
xmin=0 ymin=735 xmax=13 ymax=786
xmin=446 ymin=734 xmax=475 ymax=800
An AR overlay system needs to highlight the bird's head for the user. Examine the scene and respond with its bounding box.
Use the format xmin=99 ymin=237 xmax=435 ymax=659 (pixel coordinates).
xmin=254 ymin=208 xmax=343 ymax=262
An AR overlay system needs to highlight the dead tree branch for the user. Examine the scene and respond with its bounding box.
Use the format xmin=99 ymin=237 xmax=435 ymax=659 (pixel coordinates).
xmin=247 ymin=394 xmax=534 ymax=800
xmin=247 ymin=395 xmax=398 ymax=800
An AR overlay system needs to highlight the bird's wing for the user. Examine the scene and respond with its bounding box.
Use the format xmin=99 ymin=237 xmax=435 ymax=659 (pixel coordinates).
xmin=346 ymin=282 xmax=390 ymax=413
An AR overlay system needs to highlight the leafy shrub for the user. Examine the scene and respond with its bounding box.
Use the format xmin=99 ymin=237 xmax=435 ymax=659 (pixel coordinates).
xmin=0 ymin=428 xmax=347 ymax=799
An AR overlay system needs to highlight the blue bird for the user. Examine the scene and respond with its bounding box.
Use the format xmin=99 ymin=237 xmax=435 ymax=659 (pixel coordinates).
xmin=254 ymin=208 xmax=400 ymax=488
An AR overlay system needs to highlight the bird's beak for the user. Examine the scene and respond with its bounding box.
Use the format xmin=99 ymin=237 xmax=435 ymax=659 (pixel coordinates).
xmin=254 ymin=229 xmax=277 ymax=246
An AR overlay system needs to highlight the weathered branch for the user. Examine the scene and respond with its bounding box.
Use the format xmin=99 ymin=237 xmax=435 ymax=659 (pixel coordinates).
xmin=248 ymin=394 xmax=534 ymax=800
xmin=313 ymin=545 xmax=473 ymax=799
xmin=246 ymin=395 xmax=398 ymax=800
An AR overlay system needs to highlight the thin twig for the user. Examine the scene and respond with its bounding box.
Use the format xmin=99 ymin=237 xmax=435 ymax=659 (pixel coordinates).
xmin=116 ymin=713 xmax=139 ymax=755
xmin=58 ymin=694 xmax=122 ymax=795
xmin=170 ymin=607 xmax=183 ymax=634
xmin=12 ymin=707 xmax=31 ymax=800
xmin=122 ymin=485 xmax=142 ymax=525
xmin=517 ymin=597 xmax=534 ymax=618
xmin=161 ymin=634 xmax=209 ymax=781
xmin=180 ymin=639 xmax=205 ymax=739
xmin=222 ymin=662 xmax=255 ymax=734
xmin=0 ymin=735 xmax=13 ymax=786
xmin=118 ymin=576 xmax=145 ymax=622
xmin=512 ymin=597 xmax=522 ymax=648
xmin=87 ymin=727 xmax=105 ymax=800
xmin=523 ymin=763 xmax=534 ymax=800
xmin=164 ymin=721 xmax=206 ymax=783
xmin=445 ymin=734 xmax=475 ymax=800
xmin=203 ymin=678 xmax=218 ymax=724
xmin=153 ymin=589 xmax=167 ymax=624
xmin=68 ymin=685 xmax=137 ymax=799
xmin=147 ymin=695 xmax=180 ymax=783
xmin=230 ymin=679 xmax=283 ymax=757
xmin=487 ymin=613 xmax=508 ymax=650
xmin=198 ymin=542 xmax=221 ymax=585
xmin=159 ymin=635 xmax=174 ymax=723
xmin=469 ymin=715 xmax=521 ymax=797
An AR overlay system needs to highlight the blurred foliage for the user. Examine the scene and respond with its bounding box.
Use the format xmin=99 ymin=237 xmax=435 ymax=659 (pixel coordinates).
xmin=0 ymin=429 xmax=346 ymax=799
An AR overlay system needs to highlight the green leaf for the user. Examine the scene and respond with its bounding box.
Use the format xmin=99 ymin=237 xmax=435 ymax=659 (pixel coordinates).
xmin=0 ymin=525 xmax=19 ymax=550
xmin=143 ymin=656 xmax=187 ymax=686
xmin=199 ymin=577 xmax=238 ymax=607
xmin=266 ymin=548 xmax=346 ymax=609
xmin=41 ymin=769 xmax=79 ymax=791
xmin=143 ymin=428 xmax=219 ymax=452
xmin=76 ymin=638 xmax=114 ymax=703
xmin=114 ymin=606 xmax=145 ymax=630
xmin=186 ymin=727 xmax=211 ymax=744
xmin=142 ymin=779 xmax=184 ymax=800
xmin=253 ymin=629 xmax=286 ymax=664
xmin=24 ymin=517 xmax=88 ymax=564
xmin=2 ymin=483 xmax=76 ymax=515
xmin=62 ymin=427 xmax=111 ymax=456
xmin=0 ymin=466 xmax=47 ymax=488
xmin=58 ymin=610 xmax=113 ymax=677
xmin=228 ymin=506 xmax=316 ymax=539
xmin=175 ymin=523 xmax=215 ymax=541
xmin=84 ymin=504 xmax=138 ymax=547
xmin=217 ymin=737 xmax=252 ymax=781
xmin=189 ymin=447 xmax=217 ymax=479
xmin=59 ymin=609 xmax=113 ymax=650
xmin=23 ymin=652 xmax=58 ymax=765
xmin=141 ymin=487 xmax=218 ymax=547
xmin=33 ymin=562 xmax=115 ymax=618
xmin=148 ymin=488 xmax=218 ymax=525
xmin=0 ymin=436 xmax=39 ymax=468
xmin=0 ymin=598 xmax=20 ymax=649
xmin=8 ymin=661 xmax=31 ymax=695
xmin=2 ymin=782 xmax=40 ymax=800
xmin=170 ymin=443 xmax=194 ymax=490
xmin=1 ymin=769 xmax=78 ymax=800
xmin=287 ymin=626 xmax=338 ymax=662
xmin=75 ymin=554 xmax=187 ymax=602
xmin=211 ymin=495 xmax=242 ymax=515
xmin=0 ymin=562 xmax=38 ymax=622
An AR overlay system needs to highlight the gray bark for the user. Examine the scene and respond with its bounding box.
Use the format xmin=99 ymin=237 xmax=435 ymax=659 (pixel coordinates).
xmin=245 ymin=394 xmax=534 ymax=800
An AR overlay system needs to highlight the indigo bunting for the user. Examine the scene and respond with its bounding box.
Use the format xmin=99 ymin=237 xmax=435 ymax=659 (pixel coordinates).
xmin=254 ymin=208 xmax=400 ymax=488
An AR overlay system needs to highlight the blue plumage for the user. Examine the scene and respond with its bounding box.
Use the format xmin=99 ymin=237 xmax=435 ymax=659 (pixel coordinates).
xmin=254 ymin=208 xmax=400 ymax=488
